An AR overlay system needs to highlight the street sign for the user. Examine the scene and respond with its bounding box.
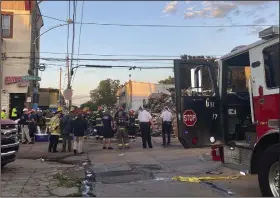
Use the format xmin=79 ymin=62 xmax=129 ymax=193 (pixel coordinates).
xmin=63 ymin=89 xmax=73 ymax=100
xmin=22 ymin=75 xmax=41 ymax=81
xmin=183 ymin=109 xmax=197 ymax=126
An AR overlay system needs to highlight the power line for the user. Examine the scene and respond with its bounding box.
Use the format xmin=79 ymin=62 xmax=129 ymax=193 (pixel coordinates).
xmin=10 ymin=13 xmax=277 ymax=28
xmin=40 ymin=15 xmax=276 ymax=28
xmin=6 ymin=56 xmax=178 ymax=61
xmin=72 ymin=0 xmax=85 ymax=85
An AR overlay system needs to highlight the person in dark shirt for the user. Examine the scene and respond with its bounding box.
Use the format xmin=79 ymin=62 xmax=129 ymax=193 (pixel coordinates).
xmin=72 ymin=114 xmax=87 ymax=154
xmin=102 ymin=110 xmax=114 ymax=149
xmin=19 ymin=108 xmax=32 ymax=144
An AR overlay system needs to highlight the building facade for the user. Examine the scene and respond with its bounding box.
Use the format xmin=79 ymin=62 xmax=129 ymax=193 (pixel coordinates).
xmin=1 ymin=1 xmax=43 ymax=116
xmin=117 ymin=80 xmax=174 ymax=111
xmin=38 ymin=88 xmax=65 ymax=111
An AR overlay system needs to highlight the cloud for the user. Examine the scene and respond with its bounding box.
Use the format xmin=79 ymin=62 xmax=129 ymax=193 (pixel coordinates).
xmin=183 ymin=1 xmax=273 ymax=19
xmin=248 ymin=26 xmax=264 ymax=35
xmin=216 ymin=28 xmax=225 ymax=33
xmin=252 ymin=17 xmax=267 ymax=25
xmin=162 ymin=1 xmax=178 ymax=14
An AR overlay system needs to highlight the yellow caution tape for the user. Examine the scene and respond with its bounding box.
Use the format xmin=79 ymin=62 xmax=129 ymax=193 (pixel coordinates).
xmin=172 ymin=175 xmax=241 ymax=183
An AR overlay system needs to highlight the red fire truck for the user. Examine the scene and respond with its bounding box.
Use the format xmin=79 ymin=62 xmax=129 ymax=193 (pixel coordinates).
xmin=174 ymin=26 xmax=279 ymax=197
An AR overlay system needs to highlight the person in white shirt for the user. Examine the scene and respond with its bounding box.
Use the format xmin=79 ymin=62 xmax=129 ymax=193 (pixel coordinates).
xmin=160 ymin=106 xmax=172 ymax=147
xmin=138 ymin=106 xmax=154 ymax=148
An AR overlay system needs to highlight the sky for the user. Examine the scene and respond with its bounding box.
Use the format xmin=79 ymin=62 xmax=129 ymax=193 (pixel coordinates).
xmin=37 ymin=1 xmax=279 ymax=105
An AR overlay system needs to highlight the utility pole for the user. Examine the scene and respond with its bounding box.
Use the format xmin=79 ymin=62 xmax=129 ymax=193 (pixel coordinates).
xmin=29 ymin=0 xmax=37 ymax=110
xmin=58 ymin=67 xmax=62 ymax=106
xmin=66 ymin=55 xmax=72 ymax=110
xmin=0 ymin=0 xmax=3 ymax=120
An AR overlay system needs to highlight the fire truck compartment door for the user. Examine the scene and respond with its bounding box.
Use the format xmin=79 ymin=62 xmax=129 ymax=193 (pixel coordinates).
xmin=180 ymin=96 xmax=220 ymax=148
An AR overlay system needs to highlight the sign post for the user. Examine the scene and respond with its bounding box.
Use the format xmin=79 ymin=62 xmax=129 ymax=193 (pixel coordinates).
xmin=183 ymin=110 xmax=197 ymax=126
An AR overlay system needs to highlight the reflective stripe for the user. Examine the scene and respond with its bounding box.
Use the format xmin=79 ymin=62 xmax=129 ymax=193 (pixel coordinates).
xmin=125 ymin=143 xmax=129 ymax=146
xmin=118 ymin=144 xmax=123 ymax=146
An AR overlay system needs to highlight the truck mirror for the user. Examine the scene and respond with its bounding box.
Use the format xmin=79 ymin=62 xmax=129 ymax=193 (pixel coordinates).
xmin=191 ymin=68 xmax=202 ymax=92
xmin=228 ymin=70 xmax=232 ymax=86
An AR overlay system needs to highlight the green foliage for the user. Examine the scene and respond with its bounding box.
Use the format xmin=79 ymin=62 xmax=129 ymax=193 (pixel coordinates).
xmin=158 ymin=76 xmax=175 ymax=84
xmin=90 ymin=79 xmax=120 ymax=108
xmin=80 ymin=101 xmax=98 ymax=111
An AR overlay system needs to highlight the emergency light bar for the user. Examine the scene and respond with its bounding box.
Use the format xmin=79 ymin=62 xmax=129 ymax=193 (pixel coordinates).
xmin=259 ymin=26 xmax=279 ymax=40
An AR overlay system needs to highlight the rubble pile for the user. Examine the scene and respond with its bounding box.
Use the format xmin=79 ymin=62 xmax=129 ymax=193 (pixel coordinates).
xmin=147 ymin=92 xmax=178 ymax=136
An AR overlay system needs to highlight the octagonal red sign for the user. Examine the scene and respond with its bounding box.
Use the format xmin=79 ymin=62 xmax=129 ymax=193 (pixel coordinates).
xmin=183 ymin=109 xmax=197 ymax=126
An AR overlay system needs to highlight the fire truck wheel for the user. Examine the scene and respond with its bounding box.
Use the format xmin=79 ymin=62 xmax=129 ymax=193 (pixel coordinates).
xmin=258 ymin=143 xmax=280 ymax=197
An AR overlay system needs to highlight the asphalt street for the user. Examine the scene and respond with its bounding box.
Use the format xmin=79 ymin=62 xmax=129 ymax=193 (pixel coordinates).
xmin=1 ymin=137 xmax=262 ymax=197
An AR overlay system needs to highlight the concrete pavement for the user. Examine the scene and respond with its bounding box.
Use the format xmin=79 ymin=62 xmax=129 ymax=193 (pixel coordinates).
xmin=1 ymin=136 xmax=262 ymax=197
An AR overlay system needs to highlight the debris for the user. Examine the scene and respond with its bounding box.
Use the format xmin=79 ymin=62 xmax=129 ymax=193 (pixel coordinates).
xmin=172 ymin=175 xmax=241 ymax=183
xmin=51 ymin=187 xmax=80 ymax=197
xmin=206 ymin=171 xmax=222 ymax=175
xmin=118 ymin=153 xmax=125 ymax=156
xmin=147 ymin=91 xmax=178 ymax=136
xmin=240 ymin=170 xmax=248 ymax=176
xmin=198 ymin=155 xmax=205 ymax=161
xmin=227 ymin=190 xmax=235 ymax=195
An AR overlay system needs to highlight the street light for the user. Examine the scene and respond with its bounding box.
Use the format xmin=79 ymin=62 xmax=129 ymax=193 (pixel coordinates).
xmin=33 ymin=19 xmax=73 ymax=45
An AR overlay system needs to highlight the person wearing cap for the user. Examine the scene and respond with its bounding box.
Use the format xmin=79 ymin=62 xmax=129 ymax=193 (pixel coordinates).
xmin=160 ymin=106 xmax=173 ymax=147
xmin=19 ymin=108 xmax=32 ymax=144
xmin=1 ymin=108 xmax=7 ymax=120
xmin=48 ymin=108 xmax=62 ymax=152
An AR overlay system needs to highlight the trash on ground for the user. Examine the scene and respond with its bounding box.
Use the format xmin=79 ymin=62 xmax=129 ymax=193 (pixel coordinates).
xmin=240 ymin=170 xmax=249 ymax=176
xmin=227 ymin=190 xmax=235 ymax=195
xmin=206 ymin=171 xmax=222 ymax=175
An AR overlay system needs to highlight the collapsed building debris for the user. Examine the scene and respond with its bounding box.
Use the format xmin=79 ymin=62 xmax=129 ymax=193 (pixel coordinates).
xmin=147 ymin=89 xmax=178 ymax=137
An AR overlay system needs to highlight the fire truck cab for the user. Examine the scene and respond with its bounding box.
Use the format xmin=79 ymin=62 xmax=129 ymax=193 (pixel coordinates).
xmin=174 ymin=26 xmax=279 ymax=197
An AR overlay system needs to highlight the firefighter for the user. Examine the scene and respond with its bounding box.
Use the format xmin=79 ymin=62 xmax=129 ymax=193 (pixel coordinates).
xmin=11 ymin=107 xmax=18 ymax=120
xmin=114 ymin=106 xmax=129 ymax=149
xmin=87 ymin=111 xmax=95 ymax=136
xmin=48 ymin=107 xmax=62 ymax=153
xmin=1 ymin=108 xmax=7 ymax=119
xmin=95 ymin=106 xmax=104 ymax=140
xmin=127 ymin=109 xmax=137 ymax=141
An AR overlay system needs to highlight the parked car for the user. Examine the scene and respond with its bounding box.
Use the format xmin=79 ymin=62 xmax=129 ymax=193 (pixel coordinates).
xmin=1 ymin=119 xmax=20 ymax=167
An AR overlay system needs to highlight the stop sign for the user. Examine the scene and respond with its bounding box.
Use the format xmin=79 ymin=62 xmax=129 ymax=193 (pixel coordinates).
xmin=183 ymin=110 xmax=197 ymax=126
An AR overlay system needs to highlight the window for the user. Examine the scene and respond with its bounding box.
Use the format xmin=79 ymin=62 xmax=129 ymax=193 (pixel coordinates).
xmin=227 ymin=66 xmax=250 ymax=92
xmin=1 ymin=13 xmax=13 ymax=38
xmin=263 ymin=43 xmax=279 ymax=88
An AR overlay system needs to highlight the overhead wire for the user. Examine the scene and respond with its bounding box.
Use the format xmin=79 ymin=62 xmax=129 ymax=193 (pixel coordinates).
xmin=38 ymin=14 xmax=277 ymax=28
xmin=6 ymin=56 xmax=182 ymax=61
xmin=10 ymin=13 xmax=277 ymax=28
xmin=72 ymin=0 xmax=85 ymax=85
xmin=3 ymin=51 xmax=222 ymax=57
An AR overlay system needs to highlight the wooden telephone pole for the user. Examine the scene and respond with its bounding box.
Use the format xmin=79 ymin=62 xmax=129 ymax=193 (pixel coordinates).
xmin=58 ymin=67 xmax=62 ymax=106
xmin=0 ymin=0 xmax=3 ymax=119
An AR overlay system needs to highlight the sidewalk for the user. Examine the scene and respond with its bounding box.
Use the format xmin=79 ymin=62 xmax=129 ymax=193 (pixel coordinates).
xmin=17 ymin=140 xmax=94 ymax=160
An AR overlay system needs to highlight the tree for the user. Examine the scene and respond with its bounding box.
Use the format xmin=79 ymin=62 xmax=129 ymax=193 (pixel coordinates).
xmin=90 ymin=78 xmax=120 ymax=108
xmin=80 ymin=101 xmax=98 ymax=111
xmin=158 ymin=76 xmax=175 ymax=84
